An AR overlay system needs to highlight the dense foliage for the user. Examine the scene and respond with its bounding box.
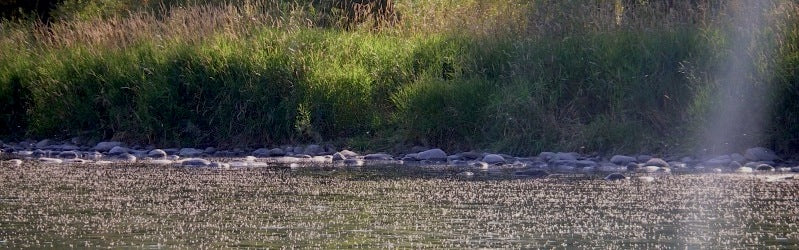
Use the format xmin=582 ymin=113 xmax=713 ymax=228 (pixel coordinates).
xmin=1 ymin=0 xmax=797 ymax=155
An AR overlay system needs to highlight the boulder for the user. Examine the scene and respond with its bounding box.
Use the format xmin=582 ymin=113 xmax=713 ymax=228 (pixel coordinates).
xmin=332 ymin=152 xmax=346 ymax=161
xmin=417 ymin=149 xmax=447 ymax=161
xmin=644 ymin=158 xmax=670 ymax=168
xmin=269 ymin=148 xmax=286 ymax=157
xmin=554 ymin=152 xmax=577 ymax=161
xmin=93 ymin=141 xmax=122 ymax=152
xmin=303 ymin=144 xmax=324 ymax=156
xmin=744 ymin=147 xmax=779 ymax=162
xmin=181 ymin=158 xmax=211 ymax=167
xmin=364 ymin=153 xmax=393 ymax=161
xmin=179 ymin=148 xmax=204 ymax=157
xmin=147 ymin=149 xmax=167 ymax=158
xmin=610 ymin=155 xmax=636 ymax=165
xmin=58 ymin=151 xmax=79 ymax=159
xmin=108 ymin=146 xmax=129 ymax=155
xmin=253 ymin=148 xmax=271 ymax=157
xmin=482 ymin=154 xmax=506 ymax=165
xmin=35 ymin=139 xmax=53 ymax=149
xmin=755 ymin=164 xmax=775 ymax=171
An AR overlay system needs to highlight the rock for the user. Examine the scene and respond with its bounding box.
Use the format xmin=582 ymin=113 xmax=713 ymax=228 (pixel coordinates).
xmin=32 ymin=149 xmax=46 ymax=157
xmin=35 ymin=139 xmax=53 ymax=149
xmin=576 ymin=160 xmax=597 ymax=168
xmin=713 ymin=168 xmax=723 ymax=173
xmin=515 ymin=169 xmax=550 ymax=177
xmin=253 ymin=148 xmax=271 ymax=157
xmin=204 ymin=147 xmax=217 ymax=154
xmin=730 ymin=153 xmax=746 ymax=163
xmin=791 ymin=167 xmax=799 ymax=173
xmin=249 ymin=162 xmax=269 ymax=167
xmin=554 ymin=152 xmax=577 ymax=161
xmin=343 ymin=159 xmax=365 ymax=167
xmin=269 ymin=148 xmax=286 ymax=157
xmin=70 ymin=137 xmax=85 ymax=146
xmin=339 ymin=150 xmax=358 ymax=158
xmin=471 ymin=161 xmax=490 ymax=169
xmin=93 ymin=141 xmax=122 ymax=152
xmin=756 ymin=164 xmax=775 ymax=171
xmin=604 ymin=173 xmax=627 ymax=181
xmin=181 ymin=158 xmax=211 ymax=167
xmin=5 ymin=159 xmax=23 ymax=167
xmin=117 ymin=153 xmax=137 ymax=162
xmin=38 ymin=157 xmax=63 ymax=164
xmin=482 ymin=154 xmax=506 ymax=165
xmin=332 ymin=152 xmax=346 ymax=161
xmin=179 ymin=148 xmax=204 ymax=157
xmin=447 ymin=154 xmax=463 ymax=162
xmin=457 ymin=171 xmax=475 ymax=178
xmin=364 ymin=153 xmax=393 ymax=160
xmin=461 ymin=151 xmax=484 ymax=160
xmin=417 ymin=149 xmax=447 ymax=161
xmin=210 ymin=162 xmax=230 ymax=169
xmin=57 ymin=144 xmax=80 ymax=151
xmin=303 ymin=144 xmax=324 ymax=156
xmin=410 ymin=146 xmax=429 ymax=153
xmin=63 ymin=159 xmax=89 ymax=164
xmin=167 ymin=155 xmax=180 ymax=161
xmin=401 ymin=153 xmax=419 ymax=161
xmin=642 ymin=166 xmax=661 ymax=173
xmin=108 ymin=146 xmax=129 ymax=155
xmin=538 ymin=152 xmax=556 ymax=161
xmin=736 ymin=167 xmax=754 ymax=173
xmin=644 ymin=158 xmax=670 ymax=168
xmin=638 ymin=176 xmax=655 ymax=182
xmin=705 ymin=155 xmax=731 ymax=167
xmin=293 ymin=154 xmax=312 ymax=159
xmin=610 ymin=155 xmax=636 ymax=165
xmin=728 ymin=161 xmax=743 ymax=169
xmin=163 ymin=148 xmax=180 ymax=155
xmin=14 ymin=150 xmax=33 ymax=157
xmin=745 ymin=147 xmax=778 ymax=162
xmin=449 ymin=160 xmax=470 ymax=167
xmin=84 ymin=151 xmax=103 ymax=160
xmin=58 ymin=151 xmax=79 ymax=159
xmin=626 ymin=162 xmax=641 ymax=171
xmin=148 ymin=149 xmax=167 ymax=158
xmin=292 ymin=146 xmax=304 ymax=155
xmin=147 ymin=159 xmax=173 ymax=165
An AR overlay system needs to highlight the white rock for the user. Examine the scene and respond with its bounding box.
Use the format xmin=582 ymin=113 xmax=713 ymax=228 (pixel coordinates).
xmin=38 ymin=157 xmax=63 ymax=164
xmin=147 ymin=159 xmax=174 ymax=165
xmin=5 ymin=159 xmax=22 ymax=167
xmin=736 ymin=167 xmax=754 ymax=173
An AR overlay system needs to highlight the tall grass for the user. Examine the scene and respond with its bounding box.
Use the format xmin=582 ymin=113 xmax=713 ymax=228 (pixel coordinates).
xmin=1 ymin=0 xmax=798 ymax=155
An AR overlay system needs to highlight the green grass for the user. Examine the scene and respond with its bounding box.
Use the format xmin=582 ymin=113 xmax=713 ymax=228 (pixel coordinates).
xmin=1 ymin=0 xmax=798 ymax=156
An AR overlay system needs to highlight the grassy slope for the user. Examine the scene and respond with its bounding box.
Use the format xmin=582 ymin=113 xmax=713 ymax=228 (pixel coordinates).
xmin=1 ymin=0 xmax=798 ymax=156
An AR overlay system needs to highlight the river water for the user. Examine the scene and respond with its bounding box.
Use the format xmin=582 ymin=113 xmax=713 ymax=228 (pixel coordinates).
xmin=1 ymin=163 xmax=798 ymax=248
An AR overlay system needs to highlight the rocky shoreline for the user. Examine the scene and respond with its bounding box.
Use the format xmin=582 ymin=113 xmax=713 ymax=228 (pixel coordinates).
xmin=2 ymin=138 xmax=798 ymax=179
